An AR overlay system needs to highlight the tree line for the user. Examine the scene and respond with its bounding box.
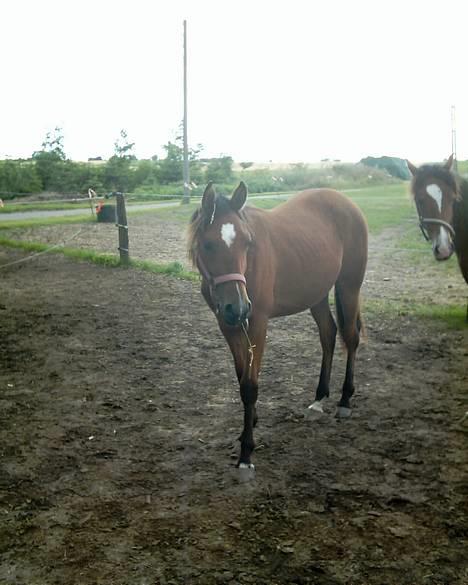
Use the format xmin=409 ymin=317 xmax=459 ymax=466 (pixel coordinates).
xmin=0 ymin=128 xmax=400 ymax=200
xmin=0 ymin=128 xmax=236 ymax=199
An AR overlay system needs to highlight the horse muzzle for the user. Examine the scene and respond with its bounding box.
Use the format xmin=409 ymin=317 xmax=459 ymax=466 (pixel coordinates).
xmin=218 ymin=297 xmax=252 ymax=327
xmin=433 ymin=244 xmax=454 ymax=261
xmin=432 ymin=227 xmax=454 ymax=261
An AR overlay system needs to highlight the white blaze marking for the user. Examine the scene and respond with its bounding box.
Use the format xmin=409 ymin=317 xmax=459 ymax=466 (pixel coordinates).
xmin=434 ymin=226 xmax=453 ymax=259
xmin=221 ymin=223 xmax=236 ymax=248
xmin=438 ymin=226 xmax=451 ymax=251
xmin=426 ymin=183 xmax=443 ymax=212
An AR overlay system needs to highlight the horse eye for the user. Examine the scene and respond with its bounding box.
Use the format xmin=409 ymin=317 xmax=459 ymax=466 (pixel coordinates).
xmin=203 ymin=241 xmax=216 ymax=253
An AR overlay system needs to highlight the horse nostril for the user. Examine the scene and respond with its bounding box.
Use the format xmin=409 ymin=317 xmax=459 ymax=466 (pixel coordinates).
xmin=245 ymin=300 xmax=252 ymax=319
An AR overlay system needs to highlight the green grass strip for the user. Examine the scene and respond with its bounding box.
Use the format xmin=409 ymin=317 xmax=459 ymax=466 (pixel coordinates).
xmin=0 ymin=202 xmax=94 ymax=213
xmin=0 ymin=236 xmax=199 ymax=281
xmin=0 ymin=215 xmax=94 ymax=230
xmin=364 ymin=298 xmax=467 ymax=329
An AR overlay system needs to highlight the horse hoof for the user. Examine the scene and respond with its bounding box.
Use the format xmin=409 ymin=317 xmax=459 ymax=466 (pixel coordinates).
xmin=238 ymin=463 xmax=256 ymax=482
xmin=336 ymin=406 xmax=352 ymax=419
xmin=308 ymin=400 xmax=324 ymax=413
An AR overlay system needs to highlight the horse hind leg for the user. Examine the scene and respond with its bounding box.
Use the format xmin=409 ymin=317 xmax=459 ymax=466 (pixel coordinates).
xmin=334 ymin=283 xmax=363 ymax=418
xmin=308 ymin=295 xmax=337 ymax=414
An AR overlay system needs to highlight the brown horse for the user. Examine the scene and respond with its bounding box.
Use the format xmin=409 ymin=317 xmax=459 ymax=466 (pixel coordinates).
xmin=188 ymin=182 xmax=368 ymax=476
xmin=407 ymin=155 xmax=468 ymax=318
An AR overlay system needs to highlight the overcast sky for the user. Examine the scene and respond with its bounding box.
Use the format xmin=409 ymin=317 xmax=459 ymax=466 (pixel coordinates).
xmin=1 ymin=0 xmax=466 ymax=163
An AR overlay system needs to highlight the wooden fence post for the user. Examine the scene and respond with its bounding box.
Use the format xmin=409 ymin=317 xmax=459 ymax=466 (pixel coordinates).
xmin=115 ymin=192 xmax=129 ymax=265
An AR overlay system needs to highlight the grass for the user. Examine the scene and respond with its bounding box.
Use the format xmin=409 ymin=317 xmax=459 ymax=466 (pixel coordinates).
xmin=142 ymin=184 xmax=413 ymax=235
xmin=0 ymin=201 xmax=95 ymax=214
xmin=364 ymin=298 xmax=467 ymax=329
xmin=0 ymin=184 xmax=413 ymax=234
xmin=0 ymin=236 xmax=199 ymax=280
xmin=0 ymin=215 xmax=95 ymax=230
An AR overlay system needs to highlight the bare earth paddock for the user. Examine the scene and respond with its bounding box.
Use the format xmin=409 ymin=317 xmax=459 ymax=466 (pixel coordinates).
xmin=0 ymin=212 xmax=467 ymax=585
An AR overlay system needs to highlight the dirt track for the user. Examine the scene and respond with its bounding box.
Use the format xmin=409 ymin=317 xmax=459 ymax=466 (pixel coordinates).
xmin=0 ymin=220 xmax=467 ymax=585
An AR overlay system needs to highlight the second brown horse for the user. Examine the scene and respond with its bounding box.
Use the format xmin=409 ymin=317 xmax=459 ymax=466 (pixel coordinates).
xmin=189 ymin=182 xmax=368 ymax=475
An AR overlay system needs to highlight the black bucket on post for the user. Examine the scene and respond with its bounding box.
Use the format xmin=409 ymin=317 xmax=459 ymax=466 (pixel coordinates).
xmin=96 ymin=204 xmax=116 ymax=223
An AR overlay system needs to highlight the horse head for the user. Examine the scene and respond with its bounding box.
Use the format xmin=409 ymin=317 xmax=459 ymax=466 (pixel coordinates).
xmin=190 ymin=182 xmax=253 ymax=327
xmin=407 ymin=154 xmax=458 ymax=261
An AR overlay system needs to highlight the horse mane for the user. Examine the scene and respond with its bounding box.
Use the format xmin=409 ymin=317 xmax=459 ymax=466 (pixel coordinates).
xmin=411 ymin=164 xmax=460 ymax=200
xmin=187 ymin=194 xmax=242 ymax=268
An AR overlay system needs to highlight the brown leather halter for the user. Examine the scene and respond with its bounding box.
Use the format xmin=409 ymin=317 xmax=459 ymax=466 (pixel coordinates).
xmin=196 ymin=255 xmax=247 ymax=292
xmin=418 ymin=216 xmax=456 ymax=242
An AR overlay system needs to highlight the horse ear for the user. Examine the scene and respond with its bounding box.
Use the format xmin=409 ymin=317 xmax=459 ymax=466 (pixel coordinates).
xmin=201 ymin=182 xmax=216 ymax=220
xmin=230 ymin=181 xmax=248 ymax=212
xmin=406 ymin=160 xmax=418 ymax=176
xmin=444 ymin=154 xmax=454 ymax=170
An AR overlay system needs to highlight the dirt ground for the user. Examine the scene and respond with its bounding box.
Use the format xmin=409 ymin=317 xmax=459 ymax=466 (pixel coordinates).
xmin=0 ymin=215 xmax=467 ymax=585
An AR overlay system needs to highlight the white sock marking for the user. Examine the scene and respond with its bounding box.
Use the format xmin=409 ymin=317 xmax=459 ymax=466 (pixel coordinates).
xmin=308 ymin=401 xmax=324 ymax=413
xmin=221 ymin=223 xmax=236 ymax=248
xmin=426 ymin=183 xmax=443 ymax=212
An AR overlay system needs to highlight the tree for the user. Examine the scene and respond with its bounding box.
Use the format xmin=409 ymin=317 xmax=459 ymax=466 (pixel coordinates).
xmin=205 ymin=156 xmax=233 ymax=183
xmin=32 ymin=127 xmax=67 ymax=190
xmin=113 ymin=129 xmax=136 ymax=160
xmin=0 ymin=160 xmax=42 ymax=197
xmin=157 ymin=135 xmax=203 ymax=185
xmin=104 ymin=129 xmax=136 ymax=192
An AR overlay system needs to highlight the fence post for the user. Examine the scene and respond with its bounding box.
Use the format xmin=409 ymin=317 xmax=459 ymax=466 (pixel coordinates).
xmin=115 ymin=192 xmax=129 ymax=265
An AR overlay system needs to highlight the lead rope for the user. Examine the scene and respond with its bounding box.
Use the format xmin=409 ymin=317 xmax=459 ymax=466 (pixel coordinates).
xmin=241 ymin=321 xmax=256 ymax=376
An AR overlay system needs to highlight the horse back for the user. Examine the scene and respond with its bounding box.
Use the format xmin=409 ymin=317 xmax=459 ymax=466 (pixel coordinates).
xmin=272 ymin=188 xmax=368 ymax=259
xmin=251 ymin=189 xmax=367 ymax=317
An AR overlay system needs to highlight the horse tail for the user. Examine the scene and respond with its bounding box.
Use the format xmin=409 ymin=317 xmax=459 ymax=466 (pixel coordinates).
xmin=334 ymin=287 xmax=366 ymax=346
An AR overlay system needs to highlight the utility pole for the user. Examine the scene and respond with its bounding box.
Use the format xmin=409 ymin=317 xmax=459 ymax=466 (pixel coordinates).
xmin=182 ymin=19 xmax=190 ymax=204
xmin=451 ymin=105 xmax=458 ymax=172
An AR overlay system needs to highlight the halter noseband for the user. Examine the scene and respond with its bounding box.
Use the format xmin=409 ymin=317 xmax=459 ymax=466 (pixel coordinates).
xmin=418 ymin=217 xmax=456 ymax=242
xmin=196 ymin=255 xmax=247 ymax=292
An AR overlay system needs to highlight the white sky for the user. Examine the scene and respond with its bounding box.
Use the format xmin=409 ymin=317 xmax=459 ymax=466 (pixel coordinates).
xmin=1 ymin=0 xmax=467 ymax=163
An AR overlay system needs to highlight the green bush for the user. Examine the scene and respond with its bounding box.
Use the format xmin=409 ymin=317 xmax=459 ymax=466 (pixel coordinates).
xmin=0 ymin=160 xmax=42 ymax=198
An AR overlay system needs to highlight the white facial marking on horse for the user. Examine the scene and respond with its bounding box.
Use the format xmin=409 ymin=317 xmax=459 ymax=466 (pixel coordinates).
xmin=435 ymin=226 xmax=452 ymax=258
xmin=221 ymin=223 xmax=236 ymax=248
xmin=426 ymin=183 xmax=443 ymax=212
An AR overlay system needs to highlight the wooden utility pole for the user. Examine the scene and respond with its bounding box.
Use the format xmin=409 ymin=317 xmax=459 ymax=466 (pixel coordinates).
xmin=182 ymin=19 xmax=190 ymax=204
xmin=451 ymin=105 xmax=458 ymax=172
xmin=115 ymin=192 xmax=129 ymax=265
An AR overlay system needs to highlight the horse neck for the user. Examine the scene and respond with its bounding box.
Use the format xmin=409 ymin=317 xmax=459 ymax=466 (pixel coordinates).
xmin=453 ymin=178 xmax=468 ymax=249
xmin=243 ymin=207 xmax=276 ymax=275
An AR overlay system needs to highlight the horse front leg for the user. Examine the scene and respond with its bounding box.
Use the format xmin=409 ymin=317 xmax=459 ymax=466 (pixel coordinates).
xmin=221 ymin=314 xmax=267 ymax=474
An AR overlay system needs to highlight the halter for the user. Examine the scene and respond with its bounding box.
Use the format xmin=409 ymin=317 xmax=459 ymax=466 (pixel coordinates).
xmin=418 ymin=216 xmax=456 ymax=243
xmin=196 ymin=254 xmax=247 ymax=292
